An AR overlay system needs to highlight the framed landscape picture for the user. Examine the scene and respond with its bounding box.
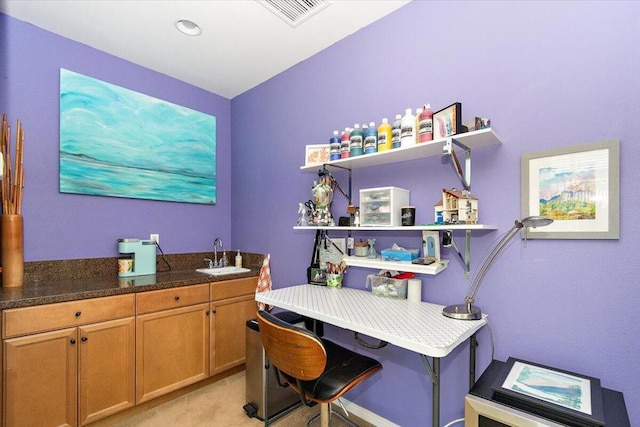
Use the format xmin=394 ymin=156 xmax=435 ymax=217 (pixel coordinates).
xmin=521 ymin=140 xmax=619 ymax=239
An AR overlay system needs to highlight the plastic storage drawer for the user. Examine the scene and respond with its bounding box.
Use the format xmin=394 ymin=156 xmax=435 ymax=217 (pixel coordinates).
xmin=359 ymin=186 xmax=410 ymax=226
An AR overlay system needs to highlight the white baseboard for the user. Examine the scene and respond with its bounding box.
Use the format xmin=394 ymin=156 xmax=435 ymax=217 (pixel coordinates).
xmin=333 ymin=398 xmax=400 ymax=427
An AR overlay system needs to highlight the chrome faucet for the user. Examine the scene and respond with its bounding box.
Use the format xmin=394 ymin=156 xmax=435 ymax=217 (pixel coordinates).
xmin=213 ymin=237 xmax=224 ymax=267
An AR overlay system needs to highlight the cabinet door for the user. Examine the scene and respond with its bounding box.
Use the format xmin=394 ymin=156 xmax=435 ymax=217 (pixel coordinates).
xmin=135 ymin=303 xmax=210 ymax=403
xmin=4 ymin=328 xmax=77 ymax=427
xmin=78 ymin=317 xmax=135 ymax=426
xmin=211 ymin=295 xmax=257 ymax=375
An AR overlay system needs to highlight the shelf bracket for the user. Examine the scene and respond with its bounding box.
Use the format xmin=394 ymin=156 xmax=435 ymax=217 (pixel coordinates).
xmin=318 ymin=163 xmax=352 ymax=205
xmin=442 ymin=137 xmax=471 ymax=191
xmin=448 ymin=229 xmax=472 ymax=279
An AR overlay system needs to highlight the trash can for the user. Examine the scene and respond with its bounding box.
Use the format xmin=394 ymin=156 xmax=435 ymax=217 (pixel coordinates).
xmin=243 ymin=311 xmax=306 ymax=421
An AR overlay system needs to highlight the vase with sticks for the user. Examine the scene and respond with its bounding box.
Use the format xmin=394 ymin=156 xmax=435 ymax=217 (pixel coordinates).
xmin=1 ymin=114 xmax=25 ymax=287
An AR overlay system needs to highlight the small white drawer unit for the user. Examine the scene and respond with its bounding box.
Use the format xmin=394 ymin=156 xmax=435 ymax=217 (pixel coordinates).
xmin=359 ymin=186 xmax=410 ymax=226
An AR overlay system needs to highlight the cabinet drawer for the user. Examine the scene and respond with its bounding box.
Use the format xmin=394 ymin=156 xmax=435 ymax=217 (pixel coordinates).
xmin=210 ymin=277 xmax=257 ymax=301
xmin=136 ymin=284 xmax=209 ymax=314
xmin=2 ymin=294 xmax=135 ymax=339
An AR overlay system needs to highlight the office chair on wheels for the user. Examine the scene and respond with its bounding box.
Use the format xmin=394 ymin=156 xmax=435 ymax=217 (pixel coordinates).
xmin=256 ymin=310 xmax=382 ymax=427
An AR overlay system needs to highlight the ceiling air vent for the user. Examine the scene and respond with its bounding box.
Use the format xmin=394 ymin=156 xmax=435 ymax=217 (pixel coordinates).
xmin=258 ymin=0 xmax=331 ymax=27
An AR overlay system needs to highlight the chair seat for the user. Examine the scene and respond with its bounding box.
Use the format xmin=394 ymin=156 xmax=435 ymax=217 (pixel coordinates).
xmin=282 ymin=338 xmax=382 ymax=403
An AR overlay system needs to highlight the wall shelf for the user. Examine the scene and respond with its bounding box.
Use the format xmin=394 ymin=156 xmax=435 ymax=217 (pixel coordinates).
xmin=294 ymin=225 xmax=496 ymax=277
xmin=300 ymin=128 xmax=501 ymax=171
xmin=294 ymin=224 xmax=497 ymax=232
xmin=298 ymin=127 xmax=502 ymax=278
xmin=343 ymin=255 xmax=449 ymax=275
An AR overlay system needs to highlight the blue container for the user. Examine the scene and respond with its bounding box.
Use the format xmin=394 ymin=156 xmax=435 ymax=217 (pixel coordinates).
xmin=364 ymin=121 xmax=378 ymax=154
xmin=329 ymin=130 xmax=341 ymax=161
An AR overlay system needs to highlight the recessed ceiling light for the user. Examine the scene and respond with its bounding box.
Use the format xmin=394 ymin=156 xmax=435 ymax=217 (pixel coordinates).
xmin=175 ymin=19 xmax=201 ymax=36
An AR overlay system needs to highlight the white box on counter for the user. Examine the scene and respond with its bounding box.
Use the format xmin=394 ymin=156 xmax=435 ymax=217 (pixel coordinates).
xmin=359 ymin=186 xmax=410 ymax=226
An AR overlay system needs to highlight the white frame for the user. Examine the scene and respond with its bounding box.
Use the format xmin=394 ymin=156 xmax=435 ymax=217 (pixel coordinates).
xmin=305 ymin=144 xmax=330 ymax=167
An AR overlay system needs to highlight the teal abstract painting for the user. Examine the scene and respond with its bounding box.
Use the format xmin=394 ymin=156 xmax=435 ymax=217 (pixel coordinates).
xmin=60 ymin=69 xmax=216 ymax=204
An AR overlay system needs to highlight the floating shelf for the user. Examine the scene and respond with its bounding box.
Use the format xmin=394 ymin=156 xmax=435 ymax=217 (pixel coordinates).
xmin=298 ymin=127 xmax=502 ymax=279
xmin=343 ymin=256 xmax=449 ymax=275
xmin=294 ymin=224 xmax=497 ymax=232
xmin=300 ymin=128 xmax=501 ymax=171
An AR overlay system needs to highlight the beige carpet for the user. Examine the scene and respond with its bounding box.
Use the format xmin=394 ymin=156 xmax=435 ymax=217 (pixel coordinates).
xmin=109 ymin=370 xmax=374 ymax=427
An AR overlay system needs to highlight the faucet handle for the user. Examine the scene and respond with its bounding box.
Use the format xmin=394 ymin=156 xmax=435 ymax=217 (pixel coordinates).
xmin=204 ymin=258 xmax=213 ymax=269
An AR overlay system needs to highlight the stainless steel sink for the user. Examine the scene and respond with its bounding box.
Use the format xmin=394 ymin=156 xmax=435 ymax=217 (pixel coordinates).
xmin=196 ymin=266 xmax=251 ymax=276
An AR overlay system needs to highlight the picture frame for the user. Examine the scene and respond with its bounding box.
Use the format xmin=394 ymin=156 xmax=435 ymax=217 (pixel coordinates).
xmin=305 ymin=144 xmax=330 ymax=167
xmin=433 ymin=102 xmax=462 ymax=139
xmin=308 ymin=267 xmax=326 ymax=286
xmin=521 ymin=140 xmax=619 ymax=239
xmin=491 ymin=357 xmax=605 ymax=427
xmin=319 ymin=236 xmax=345 ymax=267
xmin=60 ymin=69 xmax=217 ymax=204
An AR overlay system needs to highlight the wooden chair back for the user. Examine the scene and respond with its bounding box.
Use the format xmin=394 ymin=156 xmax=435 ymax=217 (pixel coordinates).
xmin=256 ymin=310 xmax=326 ymax=381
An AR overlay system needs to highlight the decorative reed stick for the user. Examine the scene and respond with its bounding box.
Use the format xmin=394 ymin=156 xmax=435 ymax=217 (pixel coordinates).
xmin=1 ymin=114 xmax=25 ymax=215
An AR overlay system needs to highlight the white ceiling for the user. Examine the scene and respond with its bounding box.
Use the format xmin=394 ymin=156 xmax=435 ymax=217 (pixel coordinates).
xmin=1 ymin=0 xmax=411 ymax=99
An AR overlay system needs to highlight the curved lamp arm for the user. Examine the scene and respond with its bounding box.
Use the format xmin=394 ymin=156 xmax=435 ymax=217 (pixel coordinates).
xmin=443 ymin=216 xmax=553 ymax=320
xmin=465 ymin=220 xmax=523 ymax=304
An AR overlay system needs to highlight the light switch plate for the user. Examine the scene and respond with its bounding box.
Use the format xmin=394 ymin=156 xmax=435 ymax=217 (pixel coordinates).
xmin=347 ymin=237 xmax=355 ymax=249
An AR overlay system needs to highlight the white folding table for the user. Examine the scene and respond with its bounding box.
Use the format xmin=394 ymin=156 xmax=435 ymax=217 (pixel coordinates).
xmin=255 ymin=284 xmax=487 ymax=426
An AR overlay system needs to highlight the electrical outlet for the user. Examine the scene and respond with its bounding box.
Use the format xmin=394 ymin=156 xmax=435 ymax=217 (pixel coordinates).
xmin=347 ymin=237 xmax=354 ymax=249
xmin=150 ymin=234 xmax=159 ymax=245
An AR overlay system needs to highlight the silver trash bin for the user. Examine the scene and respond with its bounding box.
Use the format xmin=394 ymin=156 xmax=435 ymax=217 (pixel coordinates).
xmin=244 ymin=311 xmax=305 ymax=421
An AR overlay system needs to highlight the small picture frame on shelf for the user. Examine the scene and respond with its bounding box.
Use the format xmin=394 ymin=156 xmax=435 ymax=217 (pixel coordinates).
xmin=305 ymin=144 xmax=330 ymax=167
xmin=433 ymin=102 xmax=462 ymax=139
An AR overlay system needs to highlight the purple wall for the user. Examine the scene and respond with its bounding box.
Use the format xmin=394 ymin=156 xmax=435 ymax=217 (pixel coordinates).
xmin=232 ymin=1 xmax=639 ymax=426
xmin=1 ymin=14 xmax=232 ymax=261
xmin=2 ymin=1 xmax=639 ymax=425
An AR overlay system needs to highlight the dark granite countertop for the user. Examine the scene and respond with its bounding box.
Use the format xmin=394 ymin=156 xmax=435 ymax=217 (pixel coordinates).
xmin=0 ymin=251 xmax=263 ymax=310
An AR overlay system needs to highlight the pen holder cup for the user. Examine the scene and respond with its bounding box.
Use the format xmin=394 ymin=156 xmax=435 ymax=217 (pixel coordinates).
xmin=326 ymin=273 xmax=343 ymax=289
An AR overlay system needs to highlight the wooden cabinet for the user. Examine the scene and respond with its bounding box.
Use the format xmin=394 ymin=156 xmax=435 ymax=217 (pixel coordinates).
xmin=135 ymin=284 xmax=210 ymax=404
xmin=78 ymin=317 xmax=135 ymax=425
xmin=4 ymin=328 xmax=77 ymax=427
xmin=1 ymin=275 xmax=258 ymax=425
xmin=210 ymin=277 xmax=258 ymax=375
xmin=2 ymin=294 xmax=135 ymax=427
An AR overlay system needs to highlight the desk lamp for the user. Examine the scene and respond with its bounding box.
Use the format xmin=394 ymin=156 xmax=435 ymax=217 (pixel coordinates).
xmin=443 ymin=216 xmax=553 ymax=320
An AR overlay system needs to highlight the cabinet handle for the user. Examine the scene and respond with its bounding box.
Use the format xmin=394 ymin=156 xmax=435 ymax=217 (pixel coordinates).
xmin=81 ymin=337 xmax=88 ymax=342
xmin=206 ymin=310 xmax=210 ymax=315
xmin=75 ymin=311 xmax=82 ymax=317
xmin=174 ymin=296 xmax=180 ymax=301
xmin=70 ymin=339 xmax=76 ymax=344
xmin=212 ymin=309 xmax=216 ymax=314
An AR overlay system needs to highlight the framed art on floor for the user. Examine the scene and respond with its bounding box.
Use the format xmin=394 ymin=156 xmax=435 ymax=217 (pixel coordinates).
xmin=492 ymin=357 xmax=605 ymax=427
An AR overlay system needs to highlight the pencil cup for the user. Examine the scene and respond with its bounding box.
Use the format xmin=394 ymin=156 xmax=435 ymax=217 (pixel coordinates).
xmin=326 ymin=273 xmax=343 ymax=289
